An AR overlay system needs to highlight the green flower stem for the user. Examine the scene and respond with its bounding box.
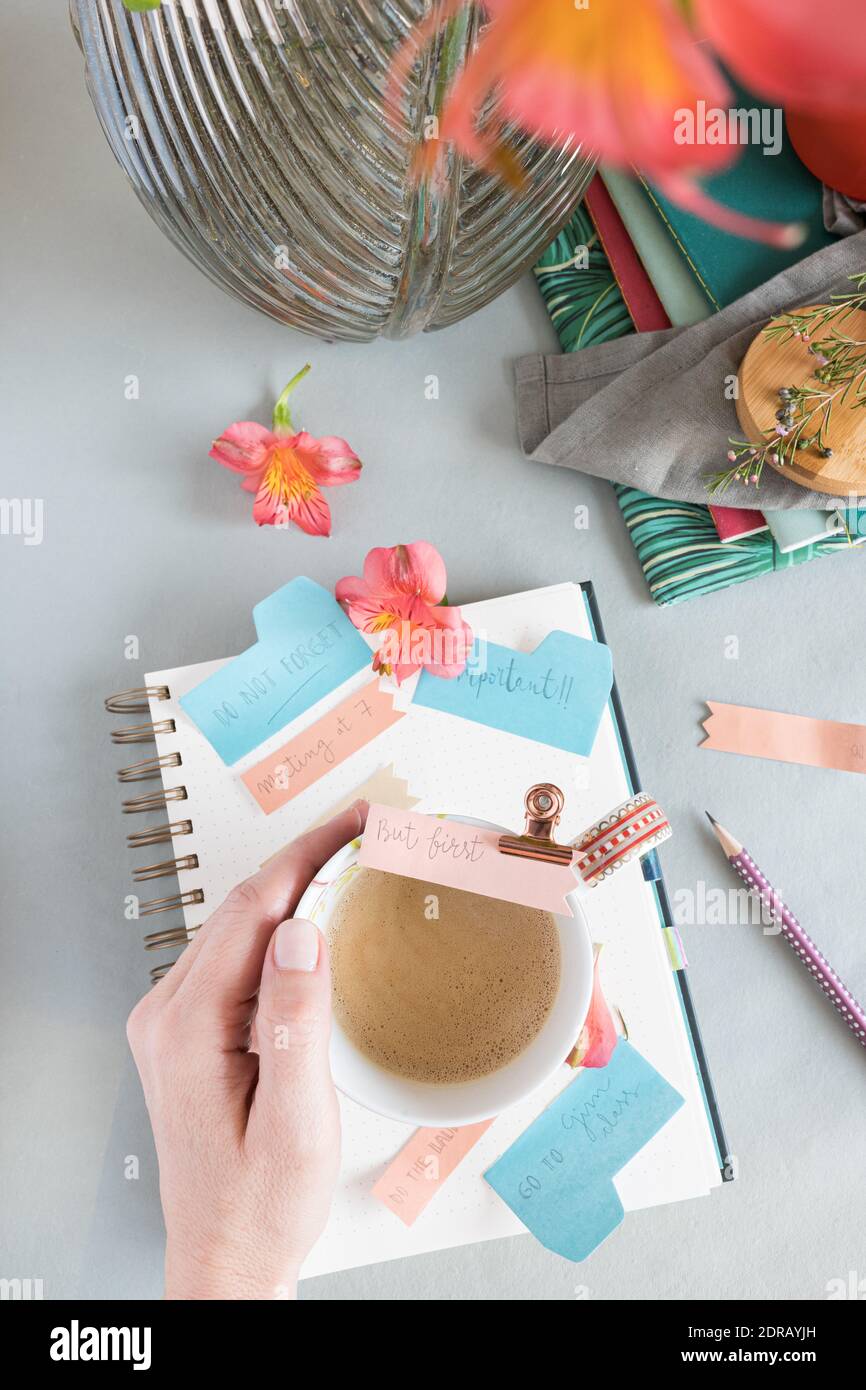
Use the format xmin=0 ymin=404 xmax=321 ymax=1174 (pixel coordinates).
xmin=272 ymin=363 xmax=311 ymax=433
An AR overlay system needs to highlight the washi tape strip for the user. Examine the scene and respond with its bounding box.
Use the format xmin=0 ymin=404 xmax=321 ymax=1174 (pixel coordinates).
xmin=701 ymin=701 xmax=866 ymax=775
xmin=573 ymin=793 xmax=671 ymax=888
xmin=241 ymin=681 xmax=404 ymax=814
xmin=359 ymin=804 xmax=580 ymax=916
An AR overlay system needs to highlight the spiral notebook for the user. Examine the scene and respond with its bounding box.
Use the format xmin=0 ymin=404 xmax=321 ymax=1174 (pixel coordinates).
xmin=104 ymin=581 xmax=728 ymax=1276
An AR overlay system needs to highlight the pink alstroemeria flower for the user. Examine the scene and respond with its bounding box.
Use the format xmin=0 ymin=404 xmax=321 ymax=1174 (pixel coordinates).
xmin=210 ymin=365 xmax=361 ymax=537
xmin=389 ymin=0 xmax=810 ymax=247
xmin=336 ymin=542 xmax=473 ymax=684
xmin=565 ymin=945 xmax=620 ymax=1070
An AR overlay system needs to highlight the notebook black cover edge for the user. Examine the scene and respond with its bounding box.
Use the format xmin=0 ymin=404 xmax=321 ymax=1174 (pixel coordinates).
xmin=580 ymin=579 xmax=733 ymax=1183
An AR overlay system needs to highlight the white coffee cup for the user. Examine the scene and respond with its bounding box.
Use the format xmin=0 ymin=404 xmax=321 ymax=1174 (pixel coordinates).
xmin=295 ymin=815 xmax=594 ymax=1128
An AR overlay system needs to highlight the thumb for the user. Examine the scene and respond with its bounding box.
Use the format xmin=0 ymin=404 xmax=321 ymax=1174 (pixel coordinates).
xmin=251 ymin=918 xmax=335 ymax=1136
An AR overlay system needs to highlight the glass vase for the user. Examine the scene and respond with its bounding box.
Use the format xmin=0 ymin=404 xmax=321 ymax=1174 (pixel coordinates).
xmin=71 ymin=0 xmax=594 ymax=341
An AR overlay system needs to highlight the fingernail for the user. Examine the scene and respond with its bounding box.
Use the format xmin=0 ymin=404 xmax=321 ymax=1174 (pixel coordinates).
xmin=274 ymin=918 xmax=320 ymax=973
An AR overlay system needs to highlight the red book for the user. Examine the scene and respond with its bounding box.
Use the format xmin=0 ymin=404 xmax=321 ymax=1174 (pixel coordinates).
xmin=708 ymin=505 xmax=769 ymax=542
xmin=584 ymin=175 xmax=669 ymax=332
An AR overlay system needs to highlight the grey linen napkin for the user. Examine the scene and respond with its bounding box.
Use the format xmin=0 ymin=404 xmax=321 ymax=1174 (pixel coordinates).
xmin=824 ymin=186 xmax=866 ymax=236
xmin=516 ymin=228 xmax=866 ymax=510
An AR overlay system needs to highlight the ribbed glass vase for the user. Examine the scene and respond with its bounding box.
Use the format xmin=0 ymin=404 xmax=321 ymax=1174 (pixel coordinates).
xmin=70 ymin=1 xmax=594 ymax=341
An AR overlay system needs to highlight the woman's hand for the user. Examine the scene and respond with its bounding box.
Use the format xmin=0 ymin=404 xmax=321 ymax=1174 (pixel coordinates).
xmin=127 ymin=802 xmax=367 ymax=1300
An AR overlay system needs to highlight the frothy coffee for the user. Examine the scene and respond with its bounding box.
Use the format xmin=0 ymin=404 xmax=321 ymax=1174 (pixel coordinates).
xmin=329 ymin=867 xmax=561 ymax=1085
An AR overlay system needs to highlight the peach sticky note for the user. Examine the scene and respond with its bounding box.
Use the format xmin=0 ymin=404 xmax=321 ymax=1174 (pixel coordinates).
xmin=372 ymin=1121 xmax=495 ymax=1227
xmin=701 ymin=701 xmax=866 ymax=775
xmin=359 ymin=804 xmax=578 ymax=915
xmin=242 ymin=680 xmax=404 ymax=814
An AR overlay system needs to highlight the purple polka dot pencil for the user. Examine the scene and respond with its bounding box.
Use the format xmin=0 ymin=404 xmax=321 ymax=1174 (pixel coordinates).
xmin=706 ymin=812 xmax=866 ymax=1050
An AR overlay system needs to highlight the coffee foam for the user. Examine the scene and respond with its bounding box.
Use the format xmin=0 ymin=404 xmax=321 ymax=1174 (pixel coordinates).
xmin=329 ymin=867 xmax=561 ymax=1085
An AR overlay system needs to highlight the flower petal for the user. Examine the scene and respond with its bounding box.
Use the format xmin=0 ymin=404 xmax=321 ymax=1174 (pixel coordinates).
xmin=362 ymin=542 xmax=448 ymax=604
xmin=293 ymin=431 xmax=362 ymax=488
xmin=414 ymin=603 xmax=474 ymax=679
xmin=696 ymin=0 xmax=866 ymax=115
xmin=565 ymin=945 xmax=619 ymax=1070
xmin=369 ymin=609 xmax=424 ymax=684
xmin=368 ymin=600 xmax=473 ymax=680
xmin=252 ymin=452 xmax=331 ymax=535
xmin=655 ymin=173 xmax=807 ymax=248
xmin=374 ymin=647 xmax=423 ymax=686
xmin=209 ymin=421 xmax=275 ymax=475
xmin=392 ymin=663 xmax=422 ymax=685
xmin=287 ymin=489 xmax=332 ymax=536
xmin=440 ymin=0 xmax=734 ymax=179
xmin=336 ymin=576 xmax=397 ymax=632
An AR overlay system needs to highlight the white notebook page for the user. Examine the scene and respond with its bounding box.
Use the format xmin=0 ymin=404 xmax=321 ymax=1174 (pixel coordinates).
xmin=145 ymin=583 xmax=721 ymax=1276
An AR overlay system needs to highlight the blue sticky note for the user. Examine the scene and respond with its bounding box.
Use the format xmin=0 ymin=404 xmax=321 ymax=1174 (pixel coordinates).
xmin=179 ymin=579 xmax=371 ymax=764
xmin=484 ymin=1041 xmax=684 ymax=1262
xmin=413 ymin=630 xmax=612 ymax=756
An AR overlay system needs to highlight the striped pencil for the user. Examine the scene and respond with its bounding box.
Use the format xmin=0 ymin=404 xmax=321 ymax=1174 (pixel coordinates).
xmin=707 ymin=813 xmax=866 ymax=1050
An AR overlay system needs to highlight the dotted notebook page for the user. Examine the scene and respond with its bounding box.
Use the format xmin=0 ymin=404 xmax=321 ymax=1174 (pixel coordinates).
xmin=146 ymin=583 xmax=720 ymax=1278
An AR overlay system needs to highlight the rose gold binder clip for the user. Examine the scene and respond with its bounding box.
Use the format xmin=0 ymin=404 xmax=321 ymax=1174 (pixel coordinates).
xmin=498 ymin=784 xmax=574 ymax=866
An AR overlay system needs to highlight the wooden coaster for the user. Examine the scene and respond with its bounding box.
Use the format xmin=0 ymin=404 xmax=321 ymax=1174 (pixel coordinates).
xmin=736 ymin=305 xmax=866 ymax=497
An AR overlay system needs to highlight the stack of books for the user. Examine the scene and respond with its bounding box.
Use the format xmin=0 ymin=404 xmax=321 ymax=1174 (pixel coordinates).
xmin=533 ymin=97 xmax=865 ymax=603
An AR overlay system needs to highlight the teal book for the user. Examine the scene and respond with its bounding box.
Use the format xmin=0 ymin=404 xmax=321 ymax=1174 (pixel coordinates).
xmin=643 ymin=87 xmax=836 ymax=310
xmin=763 ymin=509 xmax=844 ymax=554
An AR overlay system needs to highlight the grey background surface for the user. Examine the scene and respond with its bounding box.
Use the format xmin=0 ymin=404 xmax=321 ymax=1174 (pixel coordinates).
xmin=2 ymin=3 xmax=864 ymax=1302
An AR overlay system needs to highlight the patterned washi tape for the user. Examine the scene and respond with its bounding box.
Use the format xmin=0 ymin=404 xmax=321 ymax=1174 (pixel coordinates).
xmin=573 ymin=793 xmax=671 ymax=888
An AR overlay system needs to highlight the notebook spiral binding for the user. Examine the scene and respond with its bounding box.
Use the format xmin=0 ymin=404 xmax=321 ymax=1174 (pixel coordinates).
xmin=105 ymin=687 xmax=205 ymax=983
